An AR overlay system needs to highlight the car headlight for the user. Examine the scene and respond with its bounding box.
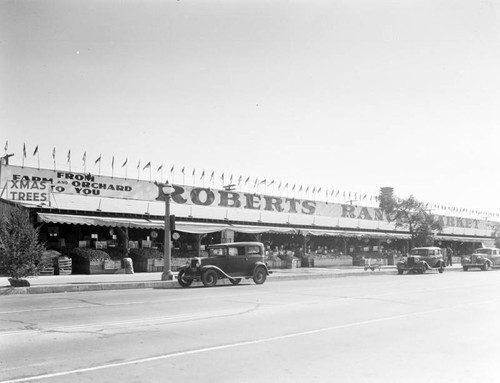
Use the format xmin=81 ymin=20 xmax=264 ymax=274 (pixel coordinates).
xmin=190 ymin=257 xmax=201 ymax=268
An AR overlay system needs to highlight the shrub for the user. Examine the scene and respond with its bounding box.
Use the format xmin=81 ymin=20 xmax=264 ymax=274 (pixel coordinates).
xmin=0 ymin=206 xmax=46 ymax=280
xmin=69 ymin=248 xmax=110 ymax=262
xmin=129 ymin=248 xmax=163 ymax=260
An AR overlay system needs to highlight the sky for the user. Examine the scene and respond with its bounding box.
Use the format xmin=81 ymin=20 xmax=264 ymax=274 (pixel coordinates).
xmin=1 ymin=0 xmax=499 ymax=217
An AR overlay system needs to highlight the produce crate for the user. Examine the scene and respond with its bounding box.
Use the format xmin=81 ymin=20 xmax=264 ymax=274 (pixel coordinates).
xmin=56 ymin=257 xmax=72 ymax=275
xmin=104 ymin=260 xmax=122 ymax=270
xmin=71 ymin=259 xmax=125 ymax=274
xmin=266 ymin=259 xmax=285 ymax=269
xmin=133 ymin=258 xmax=187 ymax=272
xmin=39 ymin=266 xmax=55 ymax=276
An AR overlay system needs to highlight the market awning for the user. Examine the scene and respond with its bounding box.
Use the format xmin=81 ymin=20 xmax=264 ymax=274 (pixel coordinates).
xmin=298 ymin=228 xmax=411 ymax=239
xmin=434 ymin=235 xmax=486 ymax=243
xmin=36 ymin=213 xmax=230 ymax=234
xmin=37 ymin=213 xmax=161 ymax=229
xmin=229 ymin=224 xmax=297 ymax=234
xmin=174 ymin=221 xmax=230 ymax=234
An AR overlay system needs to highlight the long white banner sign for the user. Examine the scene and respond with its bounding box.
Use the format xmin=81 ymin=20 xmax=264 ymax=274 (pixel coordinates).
xmin=0 ymin=165 xmax=157 ymax=201
xmin=0 ymin=164 xmax=487 ymax=230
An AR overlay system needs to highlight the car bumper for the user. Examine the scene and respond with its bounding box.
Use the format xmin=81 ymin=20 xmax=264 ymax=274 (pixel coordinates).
xmin=461 ymin=262 xmax=486 ymax=268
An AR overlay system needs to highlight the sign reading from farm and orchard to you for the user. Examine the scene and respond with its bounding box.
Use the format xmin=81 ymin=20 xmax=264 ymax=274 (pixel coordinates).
xmin=0 ymin=164 xmax=488 ymax=231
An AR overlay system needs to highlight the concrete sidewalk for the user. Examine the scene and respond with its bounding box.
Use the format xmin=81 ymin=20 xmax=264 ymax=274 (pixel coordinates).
xmin=0 ymin=264 xmax=464 ymax=295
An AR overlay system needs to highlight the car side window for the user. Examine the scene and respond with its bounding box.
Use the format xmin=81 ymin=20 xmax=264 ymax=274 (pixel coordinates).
xmin=247 ymin=246 xmax=261 ymax=255
xmin=210 ymin=248 xmax=225 ymax=257
xmin=228 ymin=248 xmax=238 ymax=256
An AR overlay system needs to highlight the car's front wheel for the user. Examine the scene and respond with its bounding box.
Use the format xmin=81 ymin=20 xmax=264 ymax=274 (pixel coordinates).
xmin=201 ymin=269 xmax=218 ymax=287
xmin=177 ymin=269 xmax=193 ymax=287
xmin=482 ymin=262 xmax=491 ymax=271
xmin=253 ymin=267 xmax=267 ymax=285
xmin=463 ymin=266 xmax=468 ymax=271
xmin=397 ymin=269 xmax=404 ymax=275
xmin=438 ymin=264 xmax=445 ymax=273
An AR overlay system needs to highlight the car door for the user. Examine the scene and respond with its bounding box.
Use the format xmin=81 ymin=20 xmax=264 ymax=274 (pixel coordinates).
xmin=493 ymin=249 xmax=500 ymax=266
xmin=427 ymin=249 xmax=439 ymax=267
xmin=205 ymin=247 xmax=228 ymax=270
xmin=225 ymin=246 xmax=248 ymax=277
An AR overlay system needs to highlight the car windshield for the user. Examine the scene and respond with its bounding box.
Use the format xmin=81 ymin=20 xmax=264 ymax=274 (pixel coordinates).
xmin=475 ymin=248 xmax=492 ymax=255
xmin=410 ymin=249 xmax=432 ymax=256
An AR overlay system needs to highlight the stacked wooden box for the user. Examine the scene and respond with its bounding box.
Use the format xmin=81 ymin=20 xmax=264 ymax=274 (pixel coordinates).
xmin=56 ymin=257 xmax=72 ymax=275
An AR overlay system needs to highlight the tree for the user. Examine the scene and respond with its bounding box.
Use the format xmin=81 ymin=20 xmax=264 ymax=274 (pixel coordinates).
xmin=0 ymin=206 xmax=46 ymax=285
xmin=380 ymin=194 xmax=443 ymax=248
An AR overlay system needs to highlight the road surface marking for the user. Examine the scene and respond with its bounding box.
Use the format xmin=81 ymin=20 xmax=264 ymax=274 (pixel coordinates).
xmin=2 ymin=296 xmax=499 ymax=383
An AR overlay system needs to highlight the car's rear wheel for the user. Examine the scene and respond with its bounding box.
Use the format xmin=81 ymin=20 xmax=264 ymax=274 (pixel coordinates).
xmin=177 ymin=269 xmax=193 ymax=287
xmin=201 ymin=269 xmax=218 ymax=287
xmin=253 ymin=267 xmax=267 ymax=285
xmin=230 ymin=278 xmax=242 ymax=285
xmin=463 ymin=266 xmax=468 ymax=271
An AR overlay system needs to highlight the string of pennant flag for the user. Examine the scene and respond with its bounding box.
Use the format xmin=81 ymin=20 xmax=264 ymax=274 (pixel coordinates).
xmin=4 ymin=141 xmax=500 ymax=219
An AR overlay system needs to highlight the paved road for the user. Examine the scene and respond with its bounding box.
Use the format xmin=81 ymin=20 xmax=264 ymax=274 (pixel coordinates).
xmin=1 ymin=270 xmax=500 ymax=382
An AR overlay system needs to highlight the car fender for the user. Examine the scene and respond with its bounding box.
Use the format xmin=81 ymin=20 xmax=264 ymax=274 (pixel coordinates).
xmin=200 ymin=265 xmax=232 ymax=279
xmin=252 ymin=261 xmax=270 ymax=275
xmin=420 ymin=260 xmax=431 ymax=270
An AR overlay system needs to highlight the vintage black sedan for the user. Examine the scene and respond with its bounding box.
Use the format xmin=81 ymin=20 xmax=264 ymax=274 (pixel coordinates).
xmin=177 ymin=242 xmax=270 ymax=287
xmin=461 ymin=247 xmax=500 ymax=271
xmin=397 ymin=246 xmax=446 ymax=274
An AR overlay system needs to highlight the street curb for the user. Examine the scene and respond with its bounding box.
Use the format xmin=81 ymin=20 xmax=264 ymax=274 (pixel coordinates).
xmin=0 ymin=267 xmax=463 ymax=296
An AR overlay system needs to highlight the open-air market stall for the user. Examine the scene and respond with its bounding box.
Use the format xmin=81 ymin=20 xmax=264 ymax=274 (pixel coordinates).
xmin=0 ymin=163 xmax=496 ymax=273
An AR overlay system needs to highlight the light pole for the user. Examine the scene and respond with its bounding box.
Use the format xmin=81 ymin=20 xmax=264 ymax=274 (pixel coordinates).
xmin=161 ymin=183 xmax=175 ymax=281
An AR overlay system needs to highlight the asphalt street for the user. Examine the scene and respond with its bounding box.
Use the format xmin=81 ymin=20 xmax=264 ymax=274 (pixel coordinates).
xmin=2 ymin=269 xmax=500 ymax=383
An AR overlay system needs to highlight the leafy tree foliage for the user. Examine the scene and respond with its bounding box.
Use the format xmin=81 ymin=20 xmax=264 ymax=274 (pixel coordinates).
xmin=491 ymin=223 xmax=500 ymax=248
xmin=380 ymin=194 xmax=443 ymax=248
xmin=0 ymin=206 xmax=46 ymax=279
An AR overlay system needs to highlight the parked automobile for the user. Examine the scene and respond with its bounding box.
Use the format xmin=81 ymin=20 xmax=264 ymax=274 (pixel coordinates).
xmin=177 ymin=242 xmax=270 ymax=287
xmin=397 ymin=247 xmax=446 ymax=274
xmin=461 ymin=247 xmax=500 ymax=271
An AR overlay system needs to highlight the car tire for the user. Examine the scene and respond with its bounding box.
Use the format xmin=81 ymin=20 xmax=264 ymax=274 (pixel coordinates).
xmin=230 ymin=278 xmax=242 ymax=285
xmin=482 ymin=262 xmax=491 ymax=271
xmin=397 ymin=269 xmax=404 ymax=275
xmin=438 ymin=264 xmax=445 ymax=273
xmin=201 ymin=269 xmax=218 ymax=287
xmin=177 ymin=269 xmax=193 ymax=287
xmin=463 ymin=266 xmax=468 ymax=271
xmin=253 ymin=267 xmax=267 ymax=285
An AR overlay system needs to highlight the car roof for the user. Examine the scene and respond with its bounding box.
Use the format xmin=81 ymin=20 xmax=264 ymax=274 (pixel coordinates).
xmin=411 ymin=247 xmax=441 ymax=250
xmin=475 ymin=247 xmax=500 ymax=251
xmin=207 ymin=242 xmax=264 ymax=248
